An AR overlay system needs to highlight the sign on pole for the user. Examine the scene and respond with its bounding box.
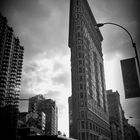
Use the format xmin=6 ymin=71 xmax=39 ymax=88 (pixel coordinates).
xmin=120 ymin=57 xmax=140 ymax=98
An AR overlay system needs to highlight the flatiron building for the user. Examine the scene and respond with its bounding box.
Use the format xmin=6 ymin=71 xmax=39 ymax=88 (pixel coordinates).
xmin=68 ymin=0 xmax=110 ymax=139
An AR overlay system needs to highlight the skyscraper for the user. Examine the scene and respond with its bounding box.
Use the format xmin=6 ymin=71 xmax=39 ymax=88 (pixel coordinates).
xmin=68 ymin=0 xmax=110 ymax=139
xmin=106 ymin=90 xmax=124 ymax=140
xmin=28 ymin=95 xmax=58 ymax=135
xmin=0 ymin=13 xmax=24 ymax=139
xmin=0 ymin=13 xmax=24 ymax=107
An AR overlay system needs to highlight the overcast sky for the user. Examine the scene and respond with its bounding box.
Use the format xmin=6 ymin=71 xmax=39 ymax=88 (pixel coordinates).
xmin=0 ymin=0 xmax=140 ymax=136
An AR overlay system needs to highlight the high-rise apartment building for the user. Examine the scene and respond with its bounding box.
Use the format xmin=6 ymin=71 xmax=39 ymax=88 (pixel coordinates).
xmin=0 ymin=13 xmax=24 ymax=139
xmin=28 ymin=95 xmax=58 ymax=135
xmin=106 ymin=90 xmax=124 ymax=140
xmin=0 ymin=13 xmax=24 ymax=107
xmin=68 ymin=0 xmax=110 ymax=139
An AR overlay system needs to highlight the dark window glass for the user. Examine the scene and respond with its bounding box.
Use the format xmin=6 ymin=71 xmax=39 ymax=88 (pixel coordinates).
xmin=93 ymin=124 xmax=95 ymax=131
xmin=81 ymin=132 xmax=85 ymax=140
xmin=78 ymin=52 xmax=81 ymax=58
xmin=90 ymin=133 xmax=92 ymax=140
xmin=79 ymin=67 xmax=82 ymax=73
xmin=80 ymin=92 xmax=83 ymax=98
xmin=90 ymin=123 xmax=92 ymax=130
xmin=81 ymin=111 xmax=84 ymax=118
xmin=80 ymin=76 xmax=83 ymax=81
xmin=78 ymin=45 xmax=81 ymax=50
xmin=79 ymin=60 xmax=82 ymax=65
xmin=86 ymin=121 xmax=88 ymax=129
xmin=80 ymin=84 xmax=83 ymax=89
xmin=77 ymin=0 xmax=78 ymax=5
xmin=81 ymin=121 xmax=85 ymax=129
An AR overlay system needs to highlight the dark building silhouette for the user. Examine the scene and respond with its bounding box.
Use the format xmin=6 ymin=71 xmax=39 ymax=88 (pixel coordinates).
xmin=28 ymin=95 xmax=58 ymax=136
xmin=0 ymin=13 xmax=24 ymax=139
xmin=123 ymin=117 xmax=140 ymax=140
xmin=20 ymin=135 xmax=78 ymax=140
xmin=106 ymin=90 xmax=124 ymax=140
xmin=17 ymin=111 xmax=46 ymax=138
xmin=68 ymin=0 xmax=110 ymax=139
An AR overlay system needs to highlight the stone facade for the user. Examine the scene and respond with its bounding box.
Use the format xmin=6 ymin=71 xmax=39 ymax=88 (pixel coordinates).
xmin=106 ymin=90 xmax=124 ymax=140
xmin=69 ymin=0 xmax=110 ymax=139
xmin=28 ymin=95 xmax=58 ymax=136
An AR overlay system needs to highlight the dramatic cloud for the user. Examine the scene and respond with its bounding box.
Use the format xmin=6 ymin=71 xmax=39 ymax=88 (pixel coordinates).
xmin=52 ymin=72 xmax=70 ymax=87
xmin=89 ymin=0 xmax=140 ymax=58
xmin=0 ymin=0 xmax=69 ymax=60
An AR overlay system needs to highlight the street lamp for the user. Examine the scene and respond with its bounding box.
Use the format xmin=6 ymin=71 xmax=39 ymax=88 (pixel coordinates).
xmin=94 ymin=22 xmax=140 ymax=73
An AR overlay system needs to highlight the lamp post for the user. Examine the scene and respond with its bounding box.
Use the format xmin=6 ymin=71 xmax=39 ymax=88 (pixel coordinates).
xmin=94 ymin=22 xmax=140 ymax=73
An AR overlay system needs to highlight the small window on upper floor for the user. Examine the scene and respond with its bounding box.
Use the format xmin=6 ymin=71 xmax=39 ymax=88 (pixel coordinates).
xmin=79 ymin=76 xmax=83 ymax=82
xmin=80 ymin=83 xmax=83 ymax=90
xmin=78 ymin=52 xmax=81 ymax=58
xmin=80 ymin=92 xmax=83 ymax=98
xmin=77 ymin=0 xmax=78 ymax=5
xmin=81 ymin=121 xmax=85 ymax=129
xmin=79 ymin=60 xmax=82 ymax=65
xmin=79 ymin=67 xmax=82 ymax=73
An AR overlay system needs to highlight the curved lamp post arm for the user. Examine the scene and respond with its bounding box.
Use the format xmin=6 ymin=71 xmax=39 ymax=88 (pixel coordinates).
xmin=95 ymin=22 xmax=134 ymax=46
xmin=95 ymin=22 xmax=140 ymax=72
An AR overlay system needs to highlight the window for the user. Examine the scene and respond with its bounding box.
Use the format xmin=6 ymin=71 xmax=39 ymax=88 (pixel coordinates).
xmin=90 ymin=123 xmax=92 ymax=130
xmin=86 ymin=121 xmax=88 ymax=129
xmin=77 ymin=0 xmax=78 ymax=5
xmin=80 ymin=101 xmax=84 ymax=107
xmin=83 ymin=67 xmax=85 ymax=73
xmin=79 ymin=76 xmax=83 ymax=81
xmin=93 ymin=124 xmax=95 ymax=131
xmin=79 ymin=67 xmax=82 ymax=73
xmin=90 ymin=133 xmax=92 ymax=140
xmin=76 ymin=25 xmax=80 ymax=30
xmin=80 ymin=92 xmax=83 ymax=98
xmin=96 ymin=126 xmax=98 ymax=132
xmin=80 ymin=84 xmax=83 ymax=89
xmin=78 ymin=52 xmax=81 ymax=58
xmin=78 ymin=39 xmax=82 ymax=44
xmin=86 ymin=132 xmax=89 ymax=140
xmin=81 ymin=132 xmax=85 ymax=140
xmin=79 ymin=60 xmax=82 ymax=65
xmin=77 ymin=7 xmax=81 ymax=12
xmin=78 ymin=45 xmax=81 ymax=50
xmin=77 ymin=32 xmax=81 ymax=37
xmin=81 ymin=121 xmax=85 ymax=129
xmin=81 ymin=111 xmax=84 ymax=118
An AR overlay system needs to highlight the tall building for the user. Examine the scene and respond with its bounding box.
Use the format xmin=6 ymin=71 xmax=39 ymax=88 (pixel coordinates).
xmin=123 ymin=119 xmax=140 ymax=140
xmin=28 ymin=95 xmax=58 ymax=135
xmin=0 ymin=13 xmax=24 ymax=139
xmin=106 ymin=90 xmax=124 ymax=140
xmin=68 ymin=0 xmax=110 ymax=139
xmin=0 ymin=13 xmax=24 ymax=107
xmin=28 ymin=94 xmax=45 ymax=113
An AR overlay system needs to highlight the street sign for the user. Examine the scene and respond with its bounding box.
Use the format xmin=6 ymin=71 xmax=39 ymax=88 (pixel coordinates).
xmin=120 ymin=58 xmax=140 ymax=98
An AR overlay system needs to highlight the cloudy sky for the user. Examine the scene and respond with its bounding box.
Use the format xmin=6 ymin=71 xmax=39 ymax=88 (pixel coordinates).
xmin=0 ymin=0 xmax=140 ymax=136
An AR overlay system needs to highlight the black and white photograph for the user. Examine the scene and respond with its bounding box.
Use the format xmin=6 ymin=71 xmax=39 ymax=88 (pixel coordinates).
xmin=0 ymin=0 xmax=140 ymax=139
